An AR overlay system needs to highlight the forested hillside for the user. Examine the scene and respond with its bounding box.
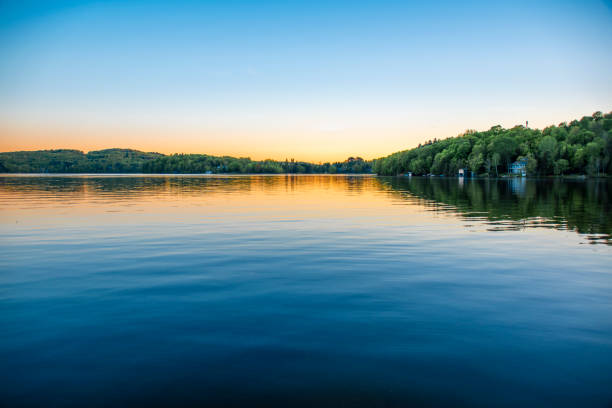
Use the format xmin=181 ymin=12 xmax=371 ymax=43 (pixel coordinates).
xmin=374 ymin=112 xmax=612 ymax=176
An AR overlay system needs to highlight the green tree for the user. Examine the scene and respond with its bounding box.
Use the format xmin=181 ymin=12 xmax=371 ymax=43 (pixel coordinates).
xmin=489 ymin=135 xmax=518 ymax=172
xmin=585 ymin=141 xmax=603 ymax=175
xmin=491 ymin=153 xmax=501 ymax=177
xmin=554 ymin=159 xmax=569 ymax=175
xmin=538 ymin=136 xmax=558 ymax=174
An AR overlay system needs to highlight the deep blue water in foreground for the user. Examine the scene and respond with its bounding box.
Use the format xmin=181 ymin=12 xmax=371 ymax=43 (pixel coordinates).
xmin=1 ymin=175 xmax=611 ymax=407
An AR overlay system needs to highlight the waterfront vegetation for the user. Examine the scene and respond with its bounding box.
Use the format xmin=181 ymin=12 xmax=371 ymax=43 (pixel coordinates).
xmin=1 ymin=112 xmax=610 ymax=176
xmin=142 ymin=155 xmax=371 ymax=174
xmin=374 ymin=111 xmax=612 ymax=177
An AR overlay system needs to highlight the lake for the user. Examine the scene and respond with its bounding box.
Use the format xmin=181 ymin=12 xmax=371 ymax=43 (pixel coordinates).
xmin=1 ymin=175 xmax=611 ymax=407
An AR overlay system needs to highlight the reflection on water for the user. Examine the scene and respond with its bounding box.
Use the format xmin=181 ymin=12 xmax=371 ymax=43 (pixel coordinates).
xmin=0 ymin=175 xmax=611 ymax=408
xmin=380 ymin=176 xmax=612 ymax=245
xmin=0 ymin=174 xmax=376 ymax=206
xmin=4 ymin=174 xmax=608 ymax=243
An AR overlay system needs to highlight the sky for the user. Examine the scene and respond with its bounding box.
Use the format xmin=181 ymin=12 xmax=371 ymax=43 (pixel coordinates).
xmin=0 ymin=0 xmax=611 ymax=162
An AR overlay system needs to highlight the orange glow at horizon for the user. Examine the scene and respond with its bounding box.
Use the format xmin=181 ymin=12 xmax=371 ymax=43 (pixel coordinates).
xmin=0 ymin=121 xmax=424 ymax=162
xmin=0 ymin=108 xmax=598 ymax=162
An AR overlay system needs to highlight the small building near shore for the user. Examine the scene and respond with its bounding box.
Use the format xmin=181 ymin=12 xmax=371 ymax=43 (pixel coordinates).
xmin=458 ymin=168 xmax=466 ymax=177
xmin=510 ymin=159 xmax=528 ymax=176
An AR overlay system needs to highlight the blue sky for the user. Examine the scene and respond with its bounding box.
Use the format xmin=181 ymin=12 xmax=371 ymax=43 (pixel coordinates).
xmin=1 ymin=0 xmax=611 ymax=160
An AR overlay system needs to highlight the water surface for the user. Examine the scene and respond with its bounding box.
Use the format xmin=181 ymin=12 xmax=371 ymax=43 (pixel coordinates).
xmin=1 ymin=175 xmax=611 ymax=407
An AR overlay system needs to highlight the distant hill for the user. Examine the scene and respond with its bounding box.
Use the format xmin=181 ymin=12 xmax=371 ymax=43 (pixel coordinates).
xmin=0 ymin=149 xmax=372 ymax=174
xmin=0 ymin=149 xmax=163 ymax=173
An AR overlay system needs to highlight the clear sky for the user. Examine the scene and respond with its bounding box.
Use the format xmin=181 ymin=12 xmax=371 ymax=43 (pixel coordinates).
xmin=1 ymin=0 xmax=611 ymax=161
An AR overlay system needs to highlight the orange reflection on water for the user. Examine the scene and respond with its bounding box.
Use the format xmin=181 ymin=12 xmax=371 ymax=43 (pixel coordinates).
xmin=0 ymin=175 xmax=426 ymax=228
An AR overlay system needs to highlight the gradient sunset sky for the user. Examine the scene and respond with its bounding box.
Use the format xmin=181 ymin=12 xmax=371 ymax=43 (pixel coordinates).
xmin=1 ymin=0 xmax=611 ymax=162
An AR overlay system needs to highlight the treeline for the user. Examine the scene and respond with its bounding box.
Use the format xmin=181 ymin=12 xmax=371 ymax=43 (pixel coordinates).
xmin=0 ymin=148 xmax=372 ymax=174
xmin=374 ymin=111 xmax=612 ymax=176
xmin=142 ymin=155 xmax=370 ymax=174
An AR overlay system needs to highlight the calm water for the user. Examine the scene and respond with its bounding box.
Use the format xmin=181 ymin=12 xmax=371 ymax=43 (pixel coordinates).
xmin=1 ymin=175 xmax=611 ymax=407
